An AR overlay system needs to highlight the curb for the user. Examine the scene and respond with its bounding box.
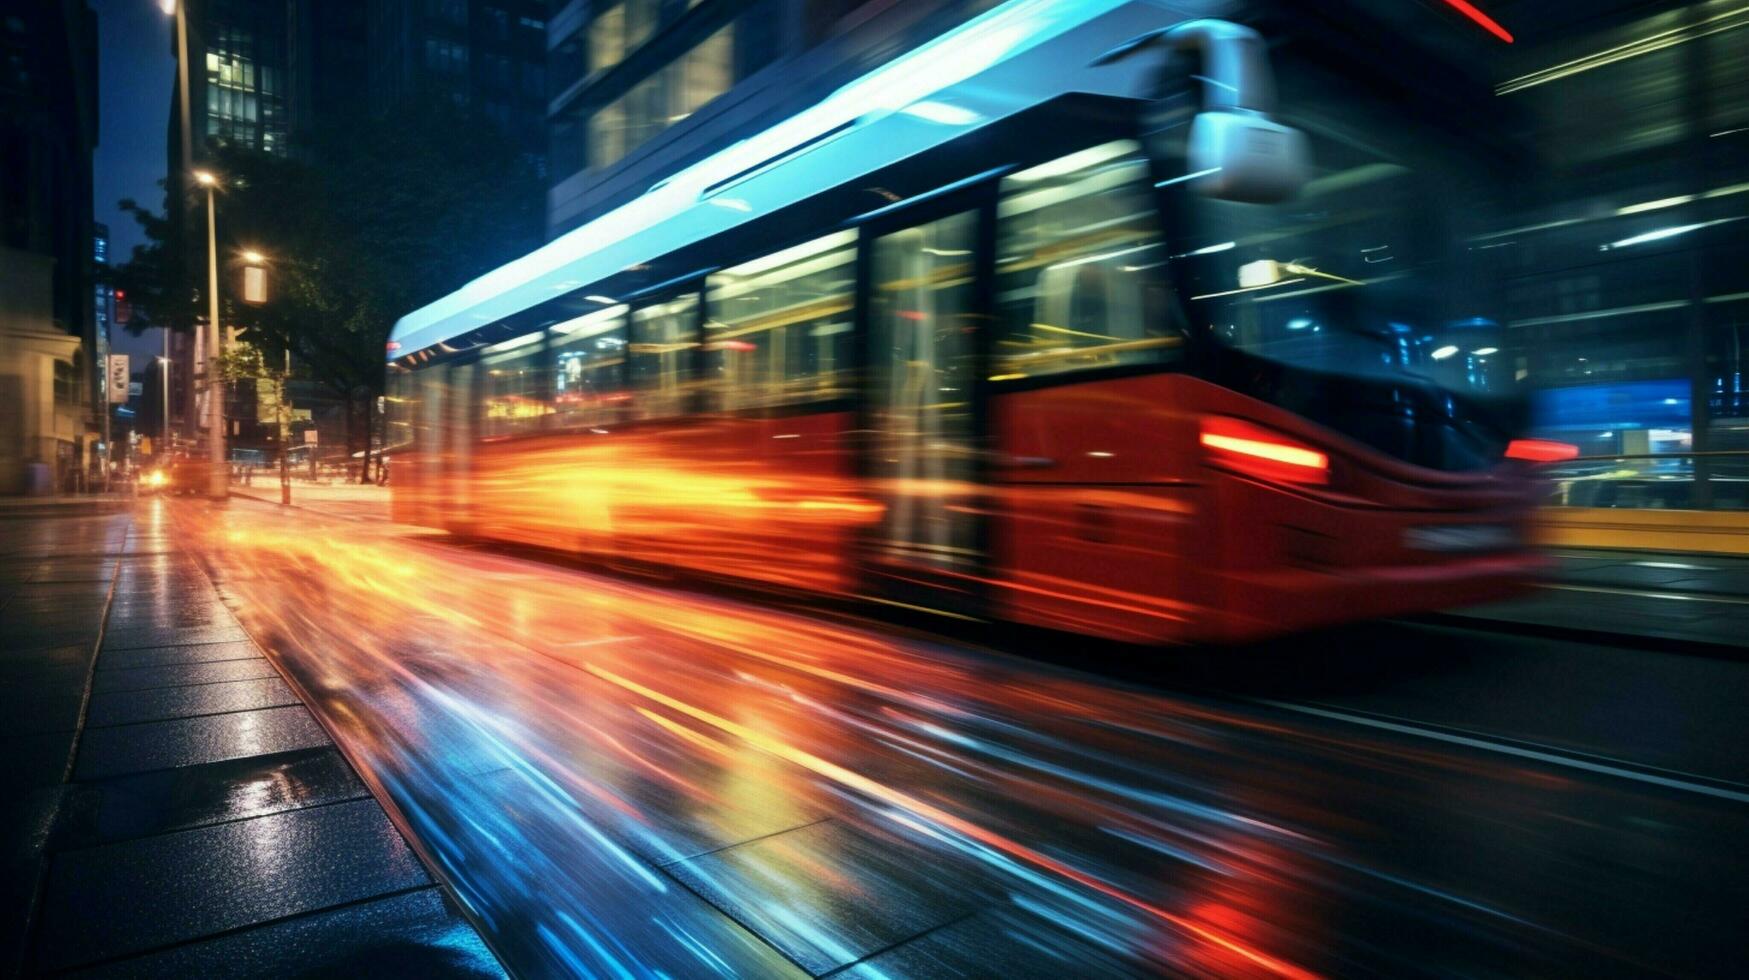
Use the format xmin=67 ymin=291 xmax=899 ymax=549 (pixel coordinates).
xmin=1420 ymin=610 xmax=1748 ymax=661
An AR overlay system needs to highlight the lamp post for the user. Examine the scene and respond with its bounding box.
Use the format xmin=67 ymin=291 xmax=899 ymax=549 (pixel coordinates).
xmin=165 ymin=0 xmax=191 ymax=188
xmin=193 ymin=169 xmax=227 ymax=499
xmin=280 ymin=349 xmax=290 ymax=506
xmin=155 ymin=355 xmax=170 ymax=452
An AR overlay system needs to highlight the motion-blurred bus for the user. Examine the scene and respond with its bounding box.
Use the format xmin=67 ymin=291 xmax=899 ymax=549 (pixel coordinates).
xmin=385 ymin=0 xmax=1548 ymax=643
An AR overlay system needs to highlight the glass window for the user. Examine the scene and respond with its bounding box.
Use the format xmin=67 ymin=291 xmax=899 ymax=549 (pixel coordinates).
xmin=485 ymin=6 xmax=510 ymax=40
xmin=552 ymin=113 xmax=587 ymax=177
xmin=550 ymin=305 xmax=629 ymax=428
xmin=424 ymin=0 xmax=466 ymax=25
xmin=590 ymin=3 xmax=626 ymax=73
xmin=670 ymin=22 xmax=732 ymax=123
xmin=481 ymin=334 xmax=549 ymax=437
xmin=630 ymin=296 xmax=698 ymax=419
xmin=551 ymin=26 xmax=586 ymax=92
xmin=385 ymin=367 xmax=417 ymax=455
xmin=868 ymin=211 xmax=982 ymax=570
xmin=53 ymin=359 xmax=77 ymax=405
xmin=585 ymin=19 xmax=736 ymax=170
xmin=994 ymin=140 xmax=1180 ymax=381
xmin=589 ymin=0 xmax=657 ymax=75
xmin=705 ymin=232 xmax=857 ymax=411
xmin=586 ymin=99 xmax=626 ymax=171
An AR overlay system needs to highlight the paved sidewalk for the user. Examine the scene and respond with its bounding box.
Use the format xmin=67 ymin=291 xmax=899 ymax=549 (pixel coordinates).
xmin=0 ymin=499 xmax=505 ymax=976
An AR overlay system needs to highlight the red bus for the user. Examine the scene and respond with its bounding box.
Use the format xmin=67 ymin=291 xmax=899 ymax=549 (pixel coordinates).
xmin=386 ymin=0 xmax=1546 ymax=643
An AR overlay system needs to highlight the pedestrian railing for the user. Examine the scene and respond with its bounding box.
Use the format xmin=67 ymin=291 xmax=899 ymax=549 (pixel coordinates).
xmin=1538 ymin=452 xmax=1749 ymax=511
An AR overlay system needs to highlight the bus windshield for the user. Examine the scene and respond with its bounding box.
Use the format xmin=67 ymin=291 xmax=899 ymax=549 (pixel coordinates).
xmin=1167 ymin=64 xmax=1521 ymax=470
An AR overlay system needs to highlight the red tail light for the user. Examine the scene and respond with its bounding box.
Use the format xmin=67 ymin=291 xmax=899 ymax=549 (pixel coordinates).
xmin=1504 ymin=439 xmax=1578 ymax=462
xmin=1200 ymin=417 xmax=1330 ymax=485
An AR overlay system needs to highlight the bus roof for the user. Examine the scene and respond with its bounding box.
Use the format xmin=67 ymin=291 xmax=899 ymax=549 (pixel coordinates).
xmin=388 ymin=0 xmax=1184 ymax=361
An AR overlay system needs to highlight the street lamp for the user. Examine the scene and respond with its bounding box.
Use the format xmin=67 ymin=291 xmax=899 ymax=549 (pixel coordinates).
xmin=196 ymin=169 xmax=227 ymax=499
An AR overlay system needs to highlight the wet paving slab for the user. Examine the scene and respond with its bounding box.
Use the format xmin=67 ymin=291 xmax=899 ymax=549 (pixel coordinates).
xmin=100 ymin=625 xmax=253 ymax=651
xmin=62 ymin=886 xmax=504 ymax=979
xmin=96 ymin=640 xmax=260 ymax=670
xmin=34 ymin=799 xmax=431 ymax=970
xmin=85 ymin=676 xmax=302 ymax=728
xmin=55 ymin=747 xmax=372 ymax=849
xmin=90 ymin=657 xmax=283 ymax=693
xmin=0 ymin=502 xmax=505 ymax=977
xmin=74 ymin=704 xmax=336 ymax=779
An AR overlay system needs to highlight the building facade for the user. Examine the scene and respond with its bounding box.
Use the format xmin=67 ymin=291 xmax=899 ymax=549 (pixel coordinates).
xmin=0 ymin=0 xmax=100 ymax=493
xmin=544 ymin=0 xmax=1000 ymax=239
xmin=368 ymin=0 xmax=551 ymax=164
xmin=1487 ymin=0 xmax=1749 ymax=503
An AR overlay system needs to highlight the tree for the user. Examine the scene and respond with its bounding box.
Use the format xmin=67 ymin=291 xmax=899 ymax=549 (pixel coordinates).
xmin=109 ymin=92 xmax=543 ymax=480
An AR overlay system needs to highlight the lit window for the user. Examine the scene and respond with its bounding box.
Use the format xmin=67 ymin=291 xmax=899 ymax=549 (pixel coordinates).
xmin=993 ymin=141 xmax=1182 ymax=380
xmin=705 ymin=231 xmax=857 ymax=410
xmin=630 ymin=296 xmax=698 ymax=420
xmin=585 ymin=22 xmax=734 ymax=170
xmin=551 ymin=307 xmax=629 ymax=429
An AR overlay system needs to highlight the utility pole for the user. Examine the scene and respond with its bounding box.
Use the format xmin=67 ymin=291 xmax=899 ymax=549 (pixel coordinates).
xmin=197 ymin=172 xmax=227 ymax=499
xmin=170 ymin=0 xmax=191 ymax=455
xmin=280 ymin=350 xmax=291 ymax=506
xmin=170 ymin=1 xmax=191 ymax=180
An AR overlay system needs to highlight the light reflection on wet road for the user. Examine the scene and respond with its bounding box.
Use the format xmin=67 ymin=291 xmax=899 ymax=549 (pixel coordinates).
xmin=171 ymin=499 xmax=1747 ymax=977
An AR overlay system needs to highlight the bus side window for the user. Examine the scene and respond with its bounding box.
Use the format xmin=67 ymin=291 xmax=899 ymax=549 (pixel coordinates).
xmin=994 ymin=140 xmax=1181 ymax=382
xmin=630 ymin=295 xmax=698 ymax=420
xmin=705 ymin=231 xmax=857 ymax=412
xmin=385 ymin=367 xmax=416 ymax=457
xmin=480 ymin=334 xmax=550 ymax=437
xmin=549 ymin=305 xmax=628 ymax=429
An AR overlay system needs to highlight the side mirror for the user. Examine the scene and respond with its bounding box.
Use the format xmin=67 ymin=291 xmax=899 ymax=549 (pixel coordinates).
xmin=1096 ymin=20 xmax=1311 ymax=204
xmin=1184 ymin=110 xmax=1309 ymax=204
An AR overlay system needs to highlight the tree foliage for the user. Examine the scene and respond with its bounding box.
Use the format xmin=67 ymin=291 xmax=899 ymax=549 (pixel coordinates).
xmin=110 ymin=93 xmax=543 ymax=404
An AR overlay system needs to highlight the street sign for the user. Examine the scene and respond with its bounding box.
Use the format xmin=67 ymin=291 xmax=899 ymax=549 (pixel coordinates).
xmin=242 ymin=265 xmax=267 ymax=305
xmin=303 ymin=429 xmax=319 ymax=444
xmin=128 ymin=381 xmax=143 ymax=397
xmin=107 ymin=354 xmax=129 ymax=403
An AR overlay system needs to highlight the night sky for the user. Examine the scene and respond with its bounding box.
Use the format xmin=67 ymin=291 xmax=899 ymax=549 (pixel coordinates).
xmin=92 ymin=0 xmax=174 ymax=363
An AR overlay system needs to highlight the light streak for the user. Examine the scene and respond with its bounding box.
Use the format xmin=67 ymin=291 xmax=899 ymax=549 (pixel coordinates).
xmin=1496 ymin=5 xmax=1748 ymax=94
xmin=582 ymin=663 xmax=1320 ymax=980
xmin=1438 ymin=0 xmax=1513 ymax=43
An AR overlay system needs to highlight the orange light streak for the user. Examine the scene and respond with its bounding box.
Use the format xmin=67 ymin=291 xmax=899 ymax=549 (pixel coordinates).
xmin=582 ymin=662 xmax=1321 ymax=980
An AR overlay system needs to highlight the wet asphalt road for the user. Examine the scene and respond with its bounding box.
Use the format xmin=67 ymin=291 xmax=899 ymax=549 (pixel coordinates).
xmin=168 ymin=496 xmax=1749 ymax=978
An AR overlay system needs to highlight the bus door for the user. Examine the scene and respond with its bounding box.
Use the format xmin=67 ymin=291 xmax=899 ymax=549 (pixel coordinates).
xmin=860 ymin=196 xmax=994 ymax=612
xmin=442 ymin=359 xmax=477 ymax=534
xmin=412 ymin=366 xmax=447 ymax=525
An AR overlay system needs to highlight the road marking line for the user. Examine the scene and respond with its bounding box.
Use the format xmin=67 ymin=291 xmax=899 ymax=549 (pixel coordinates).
xmin=1253 ymin=699 xmax=1749 ymax=805
xmin=1540 ymin=582 xmax=1749 ymax=606
xmin=1550 ymin=553 xmax=1722 ymax=571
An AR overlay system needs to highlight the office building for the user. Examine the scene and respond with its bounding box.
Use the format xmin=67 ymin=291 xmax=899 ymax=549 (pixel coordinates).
xmin=0 ymin=0 xmax=100 ymax=493
xmin=368 ymin=0 xmax=551 ymax=163
xmin=544 ymin=0 xmax=1000 ymax=239
xmin=1484 ymin=0 xmax=1749 ymax=503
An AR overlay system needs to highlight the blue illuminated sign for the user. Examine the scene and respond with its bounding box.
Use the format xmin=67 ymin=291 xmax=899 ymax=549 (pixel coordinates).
xmin=1532 ymin=380 xmax=1690 ymax=430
